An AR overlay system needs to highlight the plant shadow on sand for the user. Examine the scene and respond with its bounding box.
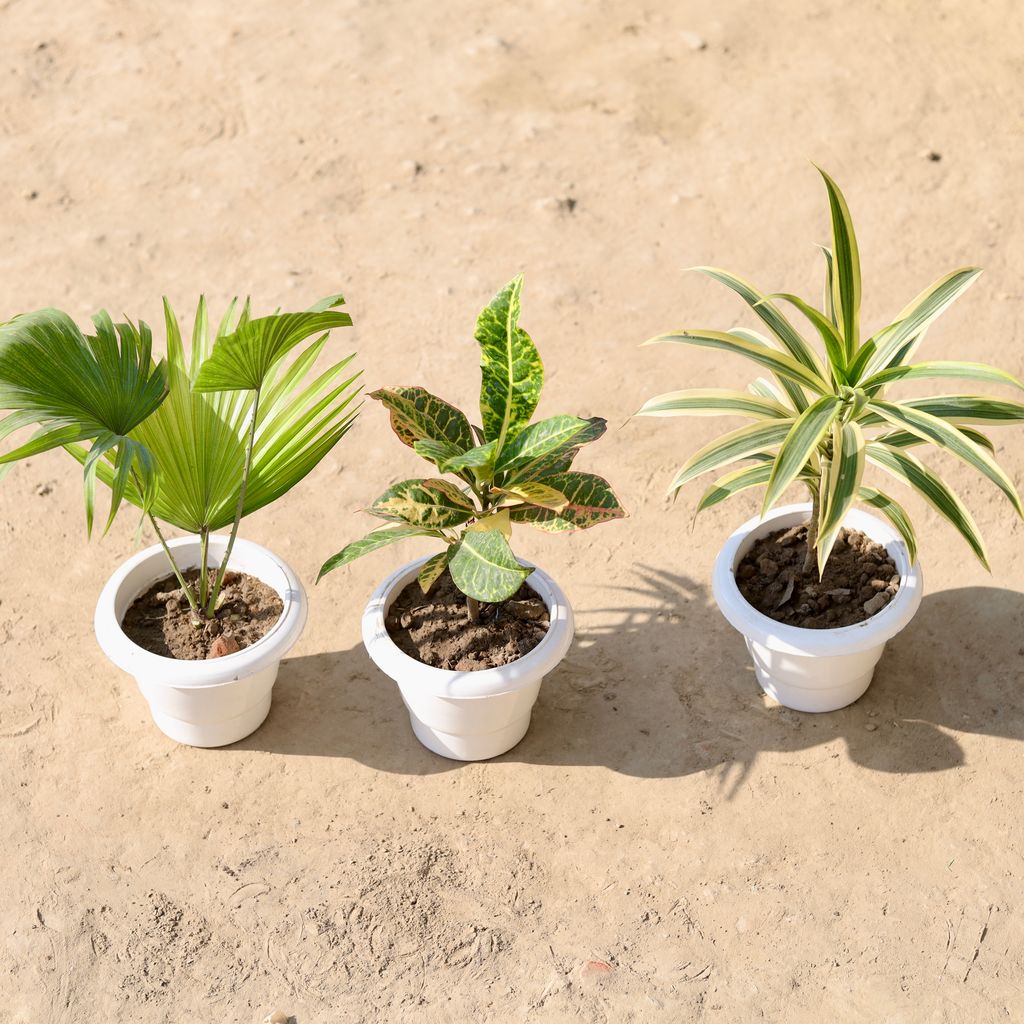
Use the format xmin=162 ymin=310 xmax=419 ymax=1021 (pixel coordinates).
xmin=238 ymin=569 xmax=1024 ymax=792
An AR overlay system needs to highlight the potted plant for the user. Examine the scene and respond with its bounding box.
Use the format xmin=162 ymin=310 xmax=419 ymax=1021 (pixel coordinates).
xmin=638 ymin=168 xmax=1024 ymax=712
xmin=0 ymin=295 xmax=359 ymax=745
xmin=318 ymin=275 xmax=626 ymax=760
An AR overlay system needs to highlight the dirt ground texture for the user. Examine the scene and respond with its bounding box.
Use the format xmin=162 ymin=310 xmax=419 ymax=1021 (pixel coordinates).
xmin=2 ymin=1 xmax=1024 ymax=1021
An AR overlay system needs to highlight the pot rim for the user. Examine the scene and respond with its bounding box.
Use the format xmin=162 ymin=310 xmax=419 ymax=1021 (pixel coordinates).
xmin=711 ymin=503 xmax=924 ymax=657
xmin=361 ymin=555 xmax=575 ymax=699
xmin=95 ymin=534 xmax=308 ymax=687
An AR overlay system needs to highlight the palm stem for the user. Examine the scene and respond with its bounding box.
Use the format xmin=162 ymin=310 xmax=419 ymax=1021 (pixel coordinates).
xmin=131 ymin=467 xmax=202 ymax=617
xmin=205 ymin=389 xmax=260 ymax=617
xmin=199 ymin=527 xmax=210 ymax=609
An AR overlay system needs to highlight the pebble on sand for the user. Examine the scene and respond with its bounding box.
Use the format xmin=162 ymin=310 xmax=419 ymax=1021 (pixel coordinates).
xmin=263 ymin=1012 xmax=289 ymax=1024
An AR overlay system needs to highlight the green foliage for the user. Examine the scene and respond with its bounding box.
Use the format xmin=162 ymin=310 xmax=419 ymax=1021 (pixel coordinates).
xmin=638 ymin=168 xmax=1024 ymax=575
xmin=1 ymin=295 xmax=359 ymax=616
xmin=319 ymin=276 xmax=626 ymax=605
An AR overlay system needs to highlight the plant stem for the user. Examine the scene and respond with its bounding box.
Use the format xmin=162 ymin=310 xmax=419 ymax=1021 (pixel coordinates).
xmin=803 ymin=484 xmax=821 ymax=575
xmin=205 ymin=388 xmax=261 ymax=617
xmin=466 ymin=596 xmax=481 ymax=624
xmin=130 ymin=467 xmax=202 ymax=618
xmin=199 ymin=527 xmax=210 ymax=609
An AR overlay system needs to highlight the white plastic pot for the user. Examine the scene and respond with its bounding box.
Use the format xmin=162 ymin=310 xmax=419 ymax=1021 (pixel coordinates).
xmin=363 ymin=557 xmax=575 ymax=761
xmin=712 ymin=503 xmax=923 ymax=712
xmin=95 ymin=535 xmax=308 ymax=747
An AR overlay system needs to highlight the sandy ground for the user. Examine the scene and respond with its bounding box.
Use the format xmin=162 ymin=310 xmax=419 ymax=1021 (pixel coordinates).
xmin=3 ymin=1 xmax=1024 ymax=1020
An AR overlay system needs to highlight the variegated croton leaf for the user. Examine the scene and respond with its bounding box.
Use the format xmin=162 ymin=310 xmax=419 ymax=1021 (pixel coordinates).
xmin=475 ymin=275 xmax=543 ymax=456
xmin=510 ymin=472 xmax=627 ymax=532
xmin=368 ymin=478 xmax=475 ymax=529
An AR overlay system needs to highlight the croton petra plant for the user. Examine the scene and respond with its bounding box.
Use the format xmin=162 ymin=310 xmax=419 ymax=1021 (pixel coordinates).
xmin=0 ymin=295 xmax=359 ymax=619
xmin=319 ymin=275 xmax=626 ymax=619
xmin=638 ymin=168 xmax=1024 ymax=575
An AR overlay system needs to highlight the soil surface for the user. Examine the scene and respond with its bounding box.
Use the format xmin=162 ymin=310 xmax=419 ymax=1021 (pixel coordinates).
xmin=737 ymin=525 xmax=901 ymax=628
xmin=4 ymin=2 xmax=1024 ymax=1021
xmin=386 ymin=570 xmax=550 ymax=670
xmin=121 ymin=570 xmax=284 ymax=659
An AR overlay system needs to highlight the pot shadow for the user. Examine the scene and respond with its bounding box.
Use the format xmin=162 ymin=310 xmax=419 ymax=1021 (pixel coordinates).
xmin=237 ymin=571 xmax=1024 ymax=788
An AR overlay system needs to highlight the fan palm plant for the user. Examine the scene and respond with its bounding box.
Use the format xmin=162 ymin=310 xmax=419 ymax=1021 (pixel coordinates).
xmin=0 ymin=294 xmax=359 ymax=619
xmin=638 ymin=168 xmax=1024 ymax=575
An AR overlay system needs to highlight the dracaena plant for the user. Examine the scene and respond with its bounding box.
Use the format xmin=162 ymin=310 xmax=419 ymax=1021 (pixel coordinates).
xmin=638 ymin=168 xmax=1024 ymax=575
xmin=0 ymin=295 xmax=359 ymax=618
xmin=318 ymin=275 xmax=626 ymax=620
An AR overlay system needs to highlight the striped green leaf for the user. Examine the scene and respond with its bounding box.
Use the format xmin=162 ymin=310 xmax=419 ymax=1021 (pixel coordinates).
xmin=856 ymin=268 xmax=981 ymax=380
xmin=816 ymin=420 xmax=866 ymax=574
xmin=695 ymin=462 xmax=772 ymax=512
xmin=862 ymin=360 xmax=1024 ymax=393
xmin=875 ymin=426 xmax=994 ymax=453
xmin=816 ymin=166 xmax=861 ymax=359
xmin=317 ymin=524 xmax=433 ymax=581
xmin=730 ymin=329 xmax=809 ymax=411
xmin=193 ymin=302 xmax=353 ymax=392
xmin=762 ymin=396 xmax=843 ymax=514
xmin=369 ymin=478 xmax=476 ymax=529
xmin=858 ymin=487 xmax=917 ymax=565
xmin=866 ymin=442 xmax=988 ymax=568
xmin=868 ymin=400 xmax=1023 ymax=515
xmin=643 ymin=328 xmax=829 ymax=395
xmin=448 ymin=530 xmax=533 ymax=603
xmin=475 ymin=275 xmax=543 ymax=455
xmin=764 ymin=292 xmax=847 ymax=379
xmin=898 ymin=396 xmax=1024 ymax=425
xmin=818 ymin=246 xmax=838 ymax=327
xmin=418 ymin=548 xmax=452 ymax=593
xmin=509 ymin=472 xmax=626 ymax=531
xmin=370 ymin=385 xmax=474 ymax=455
xmin=691 ymin=267 xmax=827 ymax=379
xmin=668 ymin=420 xmax=795 ymax=495
xmin=636 ymin=388 xmax=790 ymax=420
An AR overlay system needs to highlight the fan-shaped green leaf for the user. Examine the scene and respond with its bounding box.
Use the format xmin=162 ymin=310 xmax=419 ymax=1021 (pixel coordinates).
xmin=193 ymin=306 xmax=353 ymax=392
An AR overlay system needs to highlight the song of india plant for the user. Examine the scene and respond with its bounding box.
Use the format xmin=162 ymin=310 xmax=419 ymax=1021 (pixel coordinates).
xmin=638 ymin=168 xmax=1024 ymax=577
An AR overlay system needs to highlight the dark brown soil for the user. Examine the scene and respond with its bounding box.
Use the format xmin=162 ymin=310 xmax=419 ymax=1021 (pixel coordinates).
xmin=121 ymin=569 xmax=284 ymax=660
xmin=736 ymin=525 xmax=901 ymax=629
xmin=386 ymin=569 xmax=550 ymax=671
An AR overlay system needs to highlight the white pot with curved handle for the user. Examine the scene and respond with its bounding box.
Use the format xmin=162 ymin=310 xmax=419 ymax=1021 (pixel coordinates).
xmin=362 ymin=557 xmax=575 ymax=761
xmin=95 ymin=535 xmax=308 ymax=747
xmin=712 ymin=503 xmax=923 ymax=712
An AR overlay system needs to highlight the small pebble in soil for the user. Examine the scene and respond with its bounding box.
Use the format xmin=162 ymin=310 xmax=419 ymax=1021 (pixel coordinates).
xmin=263 ymin=1013 xmax=290 ymax=1024
xmin=865 ymin=723 xmax=878 ymax=732
xmin=207 ymin=635 xmax=241 ymax=659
